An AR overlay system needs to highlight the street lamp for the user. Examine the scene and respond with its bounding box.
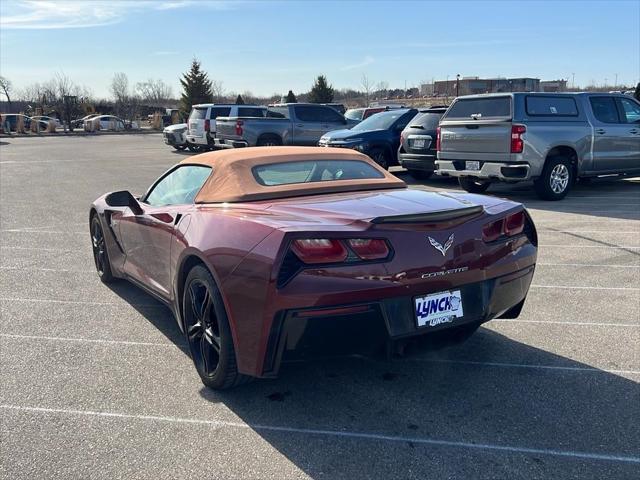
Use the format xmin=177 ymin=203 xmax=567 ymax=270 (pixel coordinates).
xmin=456 ymin=74 xmax=460 ymax=97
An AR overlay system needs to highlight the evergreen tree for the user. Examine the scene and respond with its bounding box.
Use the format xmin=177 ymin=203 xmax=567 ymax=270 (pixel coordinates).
xmin=635 ymin=82 xmax=640 ymax=102
xmin=235 ymin=94 xmax=245 ymax=105
xmin=179 ymin=59 xmax=213 ymax=113
xmin=285 ymin=90 xmax=297 ymax=103
xmin=308 ymin=75 xmax=334 ymax=103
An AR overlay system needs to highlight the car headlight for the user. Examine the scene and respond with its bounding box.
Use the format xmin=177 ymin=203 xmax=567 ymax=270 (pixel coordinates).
xmin=331 ymin=138 xmax=364 ymax=145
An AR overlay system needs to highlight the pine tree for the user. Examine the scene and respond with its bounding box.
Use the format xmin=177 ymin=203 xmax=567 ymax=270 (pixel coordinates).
xmin=308 ymin=75 xmax=334 ymax=103
xmin=285 ymin=90 xmax=297 ymax=103
xmin=179 ymin=59 xmax=213 ymax=113
xmin=635 ymin=82 xmax=640 ymax=102
xmin=235 ymin=94 xmax=245 ymax=105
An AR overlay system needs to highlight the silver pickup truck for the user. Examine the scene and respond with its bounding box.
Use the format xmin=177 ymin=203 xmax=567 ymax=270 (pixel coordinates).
xmin=215 ymin=103 xmax=357 ymax=148
xmin=436 ymin=92 xmax=640 ymax=200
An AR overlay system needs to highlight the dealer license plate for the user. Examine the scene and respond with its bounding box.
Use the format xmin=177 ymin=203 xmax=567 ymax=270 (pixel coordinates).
xmin=465 ymin=161 xmax=480 ymax=171
xmin=412 ymin=138 xmax=425 ymax=149
xmin=415 ymin=290 xmax=464 ymax=328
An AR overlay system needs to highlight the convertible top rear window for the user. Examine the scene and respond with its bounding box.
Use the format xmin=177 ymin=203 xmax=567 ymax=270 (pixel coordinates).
xmin=252 ymin=160 xmax=384 ymax=186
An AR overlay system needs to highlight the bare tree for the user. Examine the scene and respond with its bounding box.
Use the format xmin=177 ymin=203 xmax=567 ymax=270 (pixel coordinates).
xmin=135 ymin=78 xmax=173 ymax=105
xmin=376 ymin=81 xmax=389 ymax=99
xmin=211 ymin=80 xmax=225 ymax=103
xmin=361 ymin=74 xmax=374 ymax=106
xmin=0 ymin=76 xmax=12 ymax=110
xmin=110 ymin=72 xmax=129 ymax=103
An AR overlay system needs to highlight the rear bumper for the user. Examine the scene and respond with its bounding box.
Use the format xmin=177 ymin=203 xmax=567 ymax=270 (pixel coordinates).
xmin=186 ymin=134 xmax=210 ymax=146
xmin=215 ymin=138 xmax=248 ymax=148
xmin=398 ymin=152 xmax=437 ymax=172
xmin=436 ymin=160 xmax=531 ymax=181
xmin=260 ymin=265 xmax=535 ymax=377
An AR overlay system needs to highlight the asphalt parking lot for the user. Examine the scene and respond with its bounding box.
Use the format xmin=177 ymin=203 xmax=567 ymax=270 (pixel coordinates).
xmin=1 ymin=135 xmax=638 ymax=479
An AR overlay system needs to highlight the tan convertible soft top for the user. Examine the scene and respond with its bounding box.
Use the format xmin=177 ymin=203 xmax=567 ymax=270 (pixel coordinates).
xmin=182 ymin=146 xmax=406 ymax=203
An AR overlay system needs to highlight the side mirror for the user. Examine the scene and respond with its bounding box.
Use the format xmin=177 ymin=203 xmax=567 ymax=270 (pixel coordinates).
xmin=105 ymin=190 xmax=144 ymax=215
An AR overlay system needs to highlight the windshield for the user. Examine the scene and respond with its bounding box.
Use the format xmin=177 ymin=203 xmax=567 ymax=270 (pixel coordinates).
xmin=345 ymin=109 xmax=364 ymax=121
xmin=351 ymin=110 xmax=408 ymax=131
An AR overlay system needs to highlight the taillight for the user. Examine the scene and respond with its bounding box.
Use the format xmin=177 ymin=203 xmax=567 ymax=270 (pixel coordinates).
xmin=291 ymin=239 xmax=347 ymax=264
xmin=347 ymin=239 xmax=389 ymax=260
xmin=504 ymin=211 xmax=525 ymax=236
xmin=510 ymin=124 xmax=526 ymax=153
xmin=482 ymin=210 xmax=526 ymax=242
xmin=436 ymin=126 xmax=441 ymax=151
xmin=235 ymin=120 xmax=244 ymax=136
xmin=204 ymin=119 xmax=210 ymax=132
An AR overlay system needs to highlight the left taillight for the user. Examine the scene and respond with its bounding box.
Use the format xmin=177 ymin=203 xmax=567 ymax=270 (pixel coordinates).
xmin=291 ymin=239 xmax=347 ymax=264
xmin=482 ymin=211 xmax=526 ymax=242
xmin=204 ymin=119 xmax=210 ymax=132
xmin=436 ymin=126 xmax=441 ymax=151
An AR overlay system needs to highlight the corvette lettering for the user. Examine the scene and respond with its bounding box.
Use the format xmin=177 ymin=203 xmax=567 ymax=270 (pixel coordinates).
xmin=422 ymin=267 xmax=469 ymax=278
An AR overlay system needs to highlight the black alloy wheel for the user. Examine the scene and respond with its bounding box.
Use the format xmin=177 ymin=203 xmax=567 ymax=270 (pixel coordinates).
xmin=91 ymin=216 xmax=114 ymax=283
xmin=183 ymin=265 xmax=248 ymax=389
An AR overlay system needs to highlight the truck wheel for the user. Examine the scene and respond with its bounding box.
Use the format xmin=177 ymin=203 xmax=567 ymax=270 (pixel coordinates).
xmin=257 ymin=135 xmax=282 ymax=147
xmin=534 ymin=156 xmax=573 ymax=200
xmin=458 ymin=177 xmax=490 ymax=193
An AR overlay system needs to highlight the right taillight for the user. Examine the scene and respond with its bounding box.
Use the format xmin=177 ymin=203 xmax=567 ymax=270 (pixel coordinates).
xmin=510 ymin=124 xmax=526 ymax=153
xmin=291 ymin=239 xmax=347 ymax=264
xmin=482 ymin=211 xmax=526 ymax=242
xmin=235 ymin=119 xmax=244 ymax=136
xmin=347 ymin=238 xmax=389 ymax=260
xmin=436 ymin=126 xmax=441 ymax=151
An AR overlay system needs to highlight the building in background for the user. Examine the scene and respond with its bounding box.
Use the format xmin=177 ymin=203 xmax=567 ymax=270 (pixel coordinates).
xmin=540 ymin=79 xmax=569 ymax=92
xmin=433 ymin=77 xmax=541 ymax=96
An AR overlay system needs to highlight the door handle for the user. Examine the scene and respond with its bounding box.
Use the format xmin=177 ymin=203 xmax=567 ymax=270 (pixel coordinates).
xmin=630 ymin=129 xmax=639 ymax=134
xmin=296 ymin=124 xmax=304 ymax=127
xmin=595 ymin=129 xmax=606 ymax=134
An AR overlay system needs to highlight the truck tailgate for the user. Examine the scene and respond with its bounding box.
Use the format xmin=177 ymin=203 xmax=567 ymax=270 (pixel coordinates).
xmin=440 ymin=122 xmax=512 ymax=154
xmin=215 ymin=119 xmax=239 ymax=140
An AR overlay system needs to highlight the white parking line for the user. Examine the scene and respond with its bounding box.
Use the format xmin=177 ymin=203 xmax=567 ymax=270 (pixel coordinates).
xmin=537 ymin=245 xmax=640 ymax=249
xmin=537 ymin=263 xmax=639 ymax=268
xmin=0 ymin=297 xmax=164 ymax=308
xmin=530 ymin=285 xmax=640 ymax=291
xmin=0 ymin=267 xmax=93 ymax=273
xmin=405 ymin=358 xmax=640 ymax=376
xmin=537 ymin=230 xmax=640 ymax=234
xmin=492 ymin=319 xmax=639 ymax=328
xmin=1 ymin=404 xmax=638 ymax=464
xmin=0 ymin=247 xmax=84 ymax=252
xmin=0 ymin=333 xmax=179 ymax=348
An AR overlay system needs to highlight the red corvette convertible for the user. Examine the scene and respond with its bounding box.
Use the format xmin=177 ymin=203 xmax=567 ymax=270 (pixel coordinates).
xmin=90 ymin=147 xmax=537 ymax=389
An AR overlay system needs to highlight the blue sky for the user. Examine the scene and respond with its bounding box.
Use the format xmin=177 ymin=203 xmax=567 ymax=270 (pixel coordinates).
xmin=1 ymin=0 xmax=638 ymax=99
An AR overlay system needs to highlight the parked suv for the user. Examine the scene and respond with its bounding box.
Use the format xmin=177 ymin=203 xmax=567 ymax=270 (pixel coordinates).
xmin=436 ymin=92 xmax=640 ymax=200
xmin=319 ymin=108 xmax=418 ymax=169
xmin=398 ymin=106 xmax=447 ymax=179
xmin=186 ymin=104 xmax=267 ymax=150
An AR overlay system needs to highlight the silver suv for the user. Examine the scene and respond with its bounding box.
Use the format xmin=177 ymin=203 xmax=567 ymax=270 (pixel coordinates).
xmin=436 ymin=92 xmax=640 ymax=200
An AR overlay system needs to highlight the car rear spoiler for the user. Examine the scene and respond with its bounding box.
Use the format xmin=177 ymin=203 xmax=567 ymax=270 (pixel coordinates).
xmin=370 ymin=205 xmax=484 ymax=224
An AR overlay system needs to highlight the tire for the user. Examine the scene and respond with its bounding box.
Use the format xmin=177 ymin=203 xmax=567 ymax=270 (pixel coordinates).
xmin=408 ymin=169 xmax=433 ymax=180
xmin=257 ymin=134 xmax=282 ymax=147
xmin=183 ymin=265 xmax=249 ymax=390
xmin=174 ymin=145 xmax=187 ymax=151
xmin=186 ymin=144 xmax=200 ymax=152
xmin=90 ymin=215 xmax=114 ymax=283
xmin=534 ymin=156 xmax=573 ymax=200
xmin=369 ymin=147 xmax=390 ymax=170
xmin=458 ymin=177 xmax=491 ymax=193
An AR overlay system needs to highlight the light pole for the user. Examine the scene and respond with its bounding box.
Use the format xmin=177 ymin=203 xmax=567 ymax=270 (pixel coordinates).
xmin=572 ymin=72 xmax=575 ymax=90
xmin=615 ymin=73 xmax=618 ymax=88
xmin=456 ymin=74 xmax=460 ymax=97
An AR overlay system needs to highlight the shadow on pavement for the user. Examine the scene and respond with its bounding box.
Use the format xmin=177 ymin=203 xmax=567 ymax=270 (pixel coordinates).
xmin=106 ymin=279 xmax=639 ymax=478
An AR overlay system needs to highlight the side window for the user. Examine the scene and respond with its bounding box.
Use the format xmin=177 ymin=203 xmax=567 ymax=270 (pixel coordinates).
xmin=294 ymin=106 xmax=319 ymax=122
xmin=145 ymin=165 xmax=211 ymax=206
xmin=589 ymin=97 xmax=620 ymax=124
xmin=618 ymin=98 xmax=640 ymax=123
xmin=238 ymin=107 xmax=266 ymax=117
xmin=210 ymin=107 xmax=231 ymax=119
xmin=525 ymin=96 xmax=578 ymax=116
xmin=319 ymin=107 xmax=345 ymax=123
